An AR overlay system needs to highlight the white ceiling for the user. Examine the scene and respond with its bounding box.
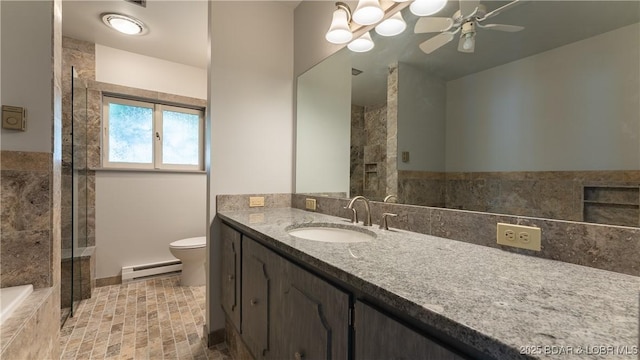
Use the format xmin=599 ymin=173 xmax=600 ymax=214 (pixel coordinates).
xmin=63 ymin=0 xmax=209 ymax=68
xmin=62 ymin=1 xmax=302 ymax=69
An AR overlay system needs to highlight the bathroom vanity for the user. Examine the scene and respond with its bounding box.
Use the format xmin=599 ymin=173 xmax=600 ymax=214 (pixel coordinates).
xmin=218 ymin=208 xmax=639 ymax=360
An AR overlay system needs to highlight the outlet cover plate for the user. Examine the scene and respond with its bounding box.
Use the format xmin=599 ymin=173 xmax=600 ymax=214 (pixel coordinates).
xmin=497 ymin=223 xmax=541 ymax=251
xmin=305 ymin=198 xmax=317 ymax=211
xmin=249 ymin=196 xmax=265 ymax=207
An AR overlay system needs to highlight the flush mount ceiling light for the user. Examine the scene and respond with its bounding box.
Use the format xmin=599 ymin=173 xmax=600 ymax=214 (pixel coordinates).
xmin=348 ymin=31 xmax=375 ymax=52
xmin=410 ymin=0 xmax=448 ymax=16
xmin=375 ymin=11 xmax=407 ymax=37
xmin=325 ymin=2 xmax=353 ymax=44
xmin=101 ymin=13 xmax=148 ymax=35
xmin=353 ymin=0 xmax=385 ymax=25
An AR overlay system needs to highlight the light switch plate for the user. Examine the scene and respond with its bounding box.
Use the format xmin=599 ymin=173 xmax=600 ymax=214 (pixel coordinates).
xmin=249 ymin=196 xmax=265 ymax=207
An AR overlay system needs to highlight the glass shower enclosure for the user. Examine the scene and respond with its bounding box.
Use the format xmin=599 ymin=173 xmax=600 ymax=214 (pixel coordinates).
xmin=61 ymin=67 xmax=89 ymax=325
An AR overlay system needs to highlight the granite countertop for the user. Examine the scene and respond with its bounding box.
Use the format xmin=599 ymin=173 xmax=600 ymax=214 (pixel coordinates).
xmin=217 ymin=208 xmax=640 ymax=360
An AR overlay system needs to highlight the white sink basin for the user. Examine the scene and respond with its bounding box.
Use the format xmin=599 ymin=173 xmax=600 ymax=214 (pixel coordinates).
xmin=287 ymin=224 xmax=375 ymax=243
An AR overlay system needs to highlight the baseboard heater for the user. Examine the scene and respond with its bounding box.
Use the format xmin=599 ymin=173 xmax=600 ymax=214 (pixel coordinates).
xmin=121 ymin=260 xmax=182 ymax=282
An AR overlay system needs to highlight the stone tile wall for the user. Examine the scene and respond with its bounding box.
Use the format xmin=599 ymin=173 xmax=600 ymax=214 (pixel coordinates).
xmin=0 ymin=151 xmax=53 ymax=288
xmin=396 ymin=170 xmax=640 ymax=227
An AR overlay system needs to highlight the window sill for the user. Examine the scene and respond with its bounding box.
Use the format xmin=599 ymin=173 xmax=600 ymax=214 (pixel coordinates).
xmin=90 ymin=167 xmax=206 ymax=174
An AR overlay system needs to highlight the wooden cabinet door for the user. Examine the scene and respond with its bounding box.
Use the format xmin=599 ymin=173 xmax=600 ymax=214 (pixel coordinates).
xmin=242 ymin=237 xmax=283 ymax=359
xmin=355 ymin=301 xmax=466 ymax=360
xmin=271 ymin=261 xmax=350 ymax=360
xmin=221 ymin=224 xmax=241 ymax=330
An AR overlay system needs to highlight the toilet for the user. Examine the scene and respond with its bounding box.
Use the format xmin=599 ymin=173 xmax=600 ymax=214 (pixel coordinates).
xmin=169 ymin=236 xmax=206 ymax=286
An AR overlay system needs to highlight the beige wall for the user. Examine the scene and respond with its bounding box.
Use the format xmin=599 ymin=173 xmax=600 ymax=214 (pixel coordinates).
xmin=0 ymin=1 xmax=54 ymax=152
xmin=95 ymin=44 xmax=207 ymax=99
xmin=0 ymin=1 xmax=61 ymax=358
xmin=446 ymin=23 xmax=640 ymax=172
xmin=207 ymin=1 xmax=294 ymax=336
xmin=95 ymin=172 xmax=206 ymax=279
xmin=296 ymin=50 xmax=351 ymax=194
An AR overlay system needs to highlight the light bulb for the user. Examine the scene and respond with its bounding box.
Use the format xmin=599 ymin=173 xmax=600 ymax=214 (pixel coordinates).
xmin=375 ymin=12 xmax=407 ymax=37
xmin=348 ymin=32 xmax=375 ymax=52
xmin=325 ymin=6 xmax=353 ymax=44
xmin=353 ymin=0 xmax=384 ymax=25
xmin=410 ymin=0 xmax=448 ymax=17
xmin=462 ymin=36 xmax=474 ymax=50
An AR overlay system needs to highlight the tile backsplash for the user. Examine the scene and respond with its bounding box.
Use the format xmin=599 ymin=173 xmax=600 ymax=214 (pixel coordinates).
xmin=216 ymin=193 xmax=639 ymax=276
xmin=290 ymin=194 xmax=640 ymax=276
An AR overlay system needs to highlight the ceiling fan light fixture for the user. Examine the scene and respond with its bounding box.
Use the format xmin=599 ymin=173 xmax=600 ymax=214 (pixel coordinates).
xmin=462 ymin=33 xmax=475 ymax=51
xmin=348 ymin=31 xmax=375 ymax=52
xmin=410 ymin=0 xmax=448 ymax=17
xmin=101 ymin=13 xmax=147 ymax=35
xmin=375 ymin=12 xmax=407 ymax=37
xmin=326 ymin=2 xmax=353 ymax=44
xmin=458 ymin=21 xmax=476 ymax=53
xmin=353 ymin=0 xmax=385 ymax=25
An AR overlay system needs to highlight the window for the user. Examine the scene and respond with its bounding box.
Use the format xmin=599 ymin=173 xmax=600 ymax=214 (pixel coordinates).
xmin=103 ymin=96 xmax=204 ymax=171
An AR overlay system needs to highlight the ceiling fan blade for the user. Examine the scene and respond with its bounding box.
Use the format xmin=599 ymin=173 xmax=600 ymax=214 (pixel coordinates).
xmin=479 ymin=23 xmax=524 ymax=32
xmin=480 ymin=0 xmax=527 ymax=21
xmin=414 ymin=17 xmax=454 ymax=34
xmin=419 ymin=32 xmax=455 ymax=54
xmin=459 ymin=0 xmax=480 ymax=18
xmin=457 ymin=35 xmax=475 ymax=53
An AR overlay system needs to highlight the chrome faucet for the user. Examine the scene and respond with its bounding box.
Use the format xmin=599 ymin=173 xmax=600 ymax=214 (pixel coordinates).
xmin=345 ymin=196 xmax=372 ymax=226
xmin=384 ymin=195 xmax=397 ymax=203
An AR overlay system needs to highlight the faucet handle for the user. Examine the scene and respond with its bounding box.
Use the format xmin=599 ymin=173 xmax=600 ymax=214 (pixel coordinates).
xmin=344 ymin=206 xmax=358 ymax=224
xmin=379 ymin=213 xmax=398 ymax=230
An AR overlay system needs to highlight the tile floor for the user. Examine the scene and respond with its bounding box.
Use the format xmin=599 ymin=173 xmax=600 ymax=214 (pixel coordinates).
xmin=60 ymin=275 xmax=231 ymax=360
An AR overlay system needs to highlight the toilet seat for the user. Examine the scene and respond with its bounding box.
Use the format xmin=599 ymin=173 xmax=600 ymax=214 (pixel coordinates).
xmin=169 ymin=236 xmax=206 ymax=249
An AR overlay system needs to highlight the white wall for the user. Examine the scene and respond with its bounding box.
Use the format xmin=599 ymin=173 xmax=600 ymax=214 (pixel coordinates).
xmin=207 ymin=1 xmax=294 ymax=333
xmin=94 ymin=43 xmax=208 ymax=280
xmin=0 ymin=1 xmax=53 ymax=152
xmin=446 ymin=23 xmax=640 ymax=172
xmin=398 ymin=62 xmax=446 ymax=172
xmin=95 ymin=172 xmax=206 ymax=279
xmin=96 ymin=44 xmax=207 ymax=99
xmin=296 ymin=50 xmax=351 ymax=194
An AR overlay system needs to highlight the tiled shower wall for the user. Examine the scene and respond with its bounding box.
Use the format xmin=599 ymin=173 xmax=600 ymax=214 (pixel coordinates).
xmin=351 ymin=103 xmax=389 ymax=200
xmin=396 ymin=170 xmax=640 ymax=227
xmin=62 ymin=37 xmax=96 ymax=251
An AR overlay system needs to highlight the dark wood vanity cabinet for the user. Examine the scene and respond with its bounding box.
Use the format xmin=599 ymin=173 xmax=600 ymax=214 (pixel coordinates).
xmin=221 ymin=224 xmax=241 ymax=331
xmin=221 ymin=222 xmax=468 ymax=360
xmin=355 ymin=301 xmax=465 ymax=360
xmin=270 ymin=260 xmax=350 ymax=360
xmin=241 ymin=235 xmax=349 ymax=360
xmin=242 ymin=236 xmax=283 ymax=359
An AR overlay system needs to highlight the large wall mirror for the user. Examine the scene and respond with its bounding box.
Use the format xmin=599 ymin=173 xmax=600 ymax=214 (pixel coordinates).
xmin=296 ymin=0 xmax=640 ymax=228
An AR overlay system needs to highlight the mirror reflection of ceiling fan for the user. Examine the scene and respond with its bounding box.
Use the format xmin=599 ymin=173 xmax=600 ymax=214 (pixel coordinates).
xmin=414 ymin=0 xmax=526 ymax=54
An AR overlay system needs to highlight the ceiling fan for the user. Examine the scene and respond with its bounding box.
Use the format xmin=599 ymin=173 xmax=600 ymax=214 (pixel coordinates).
xmin=414 ymin=0 xmax=526 ymax=54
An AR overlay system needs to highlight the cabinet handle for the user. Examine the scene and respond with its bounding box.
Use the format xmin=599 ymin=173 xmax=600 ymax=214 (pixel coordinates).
xmin=250 ymin=298 xmax=259 ymax=306
xmin=294 ymin=351 xmax=304 ymax=360
xmin=228 ymin=274 xmax=234 ymax=281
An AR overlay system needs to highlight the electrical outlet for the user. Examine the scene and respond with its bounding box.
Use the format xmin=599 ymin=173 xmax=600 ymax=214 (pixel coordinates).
xmin=249 ymin=196 xmax=265 ymax=207
xmin=497 ymin=223 xmax=541 ymax=251
xmin=305 ymin=198 xmax=317 ymax=211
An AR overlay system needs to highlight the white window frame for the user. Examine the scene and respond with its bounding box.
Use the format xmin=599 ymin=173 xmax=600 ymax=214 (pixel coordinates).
xmin=102 ymin=96 xmax=204 ymax=171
